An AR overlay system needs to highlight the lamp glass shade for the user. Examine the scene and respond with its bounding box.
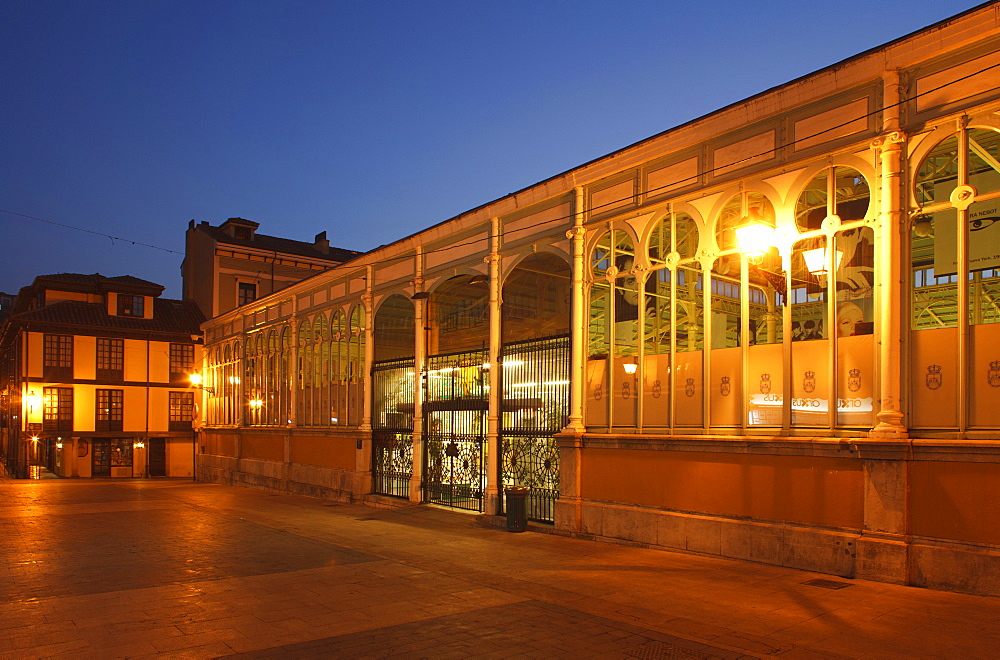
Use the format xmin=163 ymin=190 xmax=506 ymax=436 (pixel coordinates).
xmin=802 ymin=247 xmax=843 ymax=275
xmin=802 ymin=247 xmax=827 ymax=274
xmin=623 ymin=362 xmax=638 ymax=375
xmin=189 ymin=373 xmax=203 ymax=385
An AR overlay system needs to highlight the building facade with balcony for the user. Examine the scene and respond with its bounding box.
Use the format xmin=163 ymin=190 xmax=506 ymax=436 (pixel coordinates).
xmin=0 ymin=273 xmax=204 ymax=478
xmin=193 ymin=5 xmax=1000 ymax=596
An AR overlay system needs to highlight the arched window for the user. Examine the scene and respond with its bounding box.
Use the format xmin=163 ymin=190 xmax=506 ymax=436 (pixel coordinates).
xmin=330 ymin=310 xmax=347 ymax=425
xmin=348 ymin=305 xmax=366 ymax=426
xmin=298 ymin=319 xmax=314 ymax=425
xmin=911 ymin=126 xmax=1000 ymax=429
xmin=587 ymin=229 xmax=637 ymax=429
xmin=314 ymin=314 xmax=330 ymax=426
xmin=374 ymin=295 xmax=415 ymax=361
xmin=502 ymin=253 xmax=570 ymax=344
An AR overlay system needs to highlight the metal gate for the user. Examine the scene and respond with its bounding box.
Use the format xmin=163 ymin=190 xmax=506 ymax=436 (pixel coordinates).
xmin=423 ymin=349 xmax=487 ymax=511
xmin=500 ymin=335 xmax=570 ymax=523
xmin=371 ymin=358 xmax=414 ymax=498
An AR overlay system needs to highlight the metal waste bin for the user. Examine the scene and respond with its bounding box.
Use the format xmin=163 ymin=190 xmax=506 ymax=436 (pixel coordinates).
xmin=505 ymin=486 xmax=528 ymax=532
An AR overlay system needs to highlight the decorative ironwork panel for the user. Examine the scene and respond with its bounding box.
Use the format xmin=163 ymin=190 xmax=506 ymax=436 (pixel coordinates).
xmin=500 ymin=434 xmax=560 ymax=522
xmin=424 ymin=432 xmax=485 ymax=511
xmin=372 ymin=431 xmax=413 ymax=499
xmin=500 ymin=335 xmax=570 ymax=523
xmin=423 ymin=349 xmax=488 ymax=512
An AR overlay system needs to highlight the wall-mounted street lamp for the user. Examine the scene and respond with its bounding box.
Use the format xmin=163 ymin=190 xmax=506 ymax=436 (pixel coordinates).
xmin=25 ymin=390 xmax=40 ymax=414
xmin=134 ymin=440 xmax=145 ymax=449
xmin=734 ymin=213 xmax=776 ymax=264
xmin=189 ymin=373 xmax=215 ymax=395
xmin=623 ymin=360 xmax=638 ymax=375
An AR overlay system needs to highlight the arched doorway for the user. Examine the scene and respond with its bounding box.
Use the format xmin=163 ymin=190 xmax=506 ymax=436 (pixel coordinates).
xmin=500 ymin=252 xmax=571 ymax=522
xmin=371 ymin=294 xmax=416 ymax=498
xmin=424 ymin=275 xmax=490 ymax=511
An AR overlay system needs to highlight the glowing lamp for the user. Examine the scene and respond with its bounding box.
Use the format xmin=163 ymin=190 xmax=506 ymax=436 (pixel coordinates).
xmin=134 ymin=440 xmax=145 ymax=449
xmin=26 ymin=390 xmax=40 ymax=411
xmin=249 ymin=398 xmax=263 ymax=409
xmin=734 ymin=216 xmax=775 ymax=263
xmin=189 ymin=373 xmax=203 ymax=386
xmin=623 ymin=361 xmax=638 ymax=375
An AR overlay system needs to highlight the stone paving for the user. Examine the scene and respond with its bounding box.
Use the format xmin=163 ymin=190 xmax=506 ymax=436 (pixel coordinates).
xmin=1 ymin=478 xmax=999 ymax=658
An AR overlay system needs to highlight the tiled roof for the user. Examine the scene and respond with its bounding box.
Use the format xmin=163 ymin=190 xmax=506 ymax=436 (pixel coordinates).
xmin=7 ymin=298 xmax=204 ymax=335
xmin=200 ymin=225 xmax=362 ymax=263
xmin=34 ymin=273 xmax=164 ymax=290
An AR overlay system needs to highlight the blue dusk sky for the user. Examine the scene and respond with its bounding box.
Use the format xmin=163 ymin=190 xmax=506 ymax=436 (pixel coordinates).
xmin=1 ymin=0 xmax=982 ymax=299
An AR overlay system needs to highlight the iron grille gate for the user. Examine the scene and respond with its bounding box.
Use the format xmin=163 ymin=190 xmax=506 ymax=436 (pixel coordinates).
xmin=371 ymin=358 xmax=414 ymax=499
xmin=423 ymin=349 xmax=488 ymax=511
xmin=500 ymin=335 xmax=570 ymax=523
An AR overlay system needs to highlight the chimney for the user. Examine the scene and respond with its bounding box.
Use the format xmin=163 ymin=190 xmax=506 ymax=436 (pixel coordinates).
xmin=314 ymin=231 xmax=330 ymax=254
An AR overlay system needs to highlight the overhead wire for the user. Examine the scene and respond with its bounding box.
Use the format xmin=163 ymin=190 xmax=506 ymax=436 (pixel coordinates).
xmin=0 ymin=208 xmax=183 ymax=255
xmin=2 ymin=57 xmax=998 ymax=271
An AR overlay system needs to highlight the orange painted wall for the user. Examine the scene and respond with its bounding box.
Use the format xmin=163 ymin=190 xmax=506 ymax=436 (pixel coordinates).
xmin=910 ymin=461 xmax=1000 ymax=545
xmin=290 ymin=435 xmax=356 ymax=470
xmin=581 ymin=448 xmax=863 ymax=529
xmin=242 ymin=433 xmax=284 ymax=462
xmin=205 ymin=432 xmax=238 ymax=457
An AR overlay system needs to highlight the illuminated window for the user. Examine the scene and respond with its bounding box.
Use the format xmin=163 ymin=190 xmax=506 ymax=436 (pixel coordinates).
xmin=43 ymin=387 xmax=73 ymax=432
xmin=43 ymin=334 xmax=73 ymax=380
xmin=96 ymin=389 xmax=124 ymax=432
xmin=169 ymin=343 xmax=194 ymax=382
xmin=169 ymin=391 xmax=194 ymax=431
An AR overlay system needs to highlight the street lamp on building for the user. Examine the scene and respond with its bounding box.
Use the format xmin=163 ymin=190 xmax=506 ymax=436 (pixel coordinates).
xmin=734 ymin=213 xmax=775 ymax=264
xmin=25 ymin=390 xmax=40 ymax=415
xmin=189 ymin=373 xmax=215 ymax=395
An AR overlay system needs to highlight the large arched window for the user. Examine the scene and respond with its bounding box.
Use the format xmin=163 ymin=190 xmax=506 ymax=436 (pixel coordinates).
xmin=374 ymin=295 xmax=415 ymax=362
xmin=372 ymin=295 xmax=415 ymax=434
xmin=314 ymin=315 xmax=330 ymax=426
xmin=587 ymin=229 xmax=637 ymax=428
xmin=428 ymin=275 xmax=489 ymax=355
xmin=298 ymin=319 xmax=314 ymax=425
xmin=330 ymin=310 xmax=347 ymax=425
xmin=347 ymin=305 xmax=366 ymax=426
xmin=911 ymin=126 xmax=1000 ymax=429
xmin=641 ymin=211 xmax=702 ymax=428
xmin=501 ymin=253 xmax=571 ymax=344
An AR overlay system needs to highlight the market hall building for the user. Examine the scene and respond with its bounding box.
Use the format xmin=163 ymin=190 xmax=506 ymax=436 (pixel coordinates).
xmin=193 ymin=4 xmax=1000 ymax=596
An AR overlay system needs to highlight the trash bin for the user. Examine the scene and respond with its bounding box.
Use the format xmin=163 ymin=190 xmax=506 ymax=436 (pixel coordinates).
xmin=505 ymin=486 xmax=528 ymax=532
